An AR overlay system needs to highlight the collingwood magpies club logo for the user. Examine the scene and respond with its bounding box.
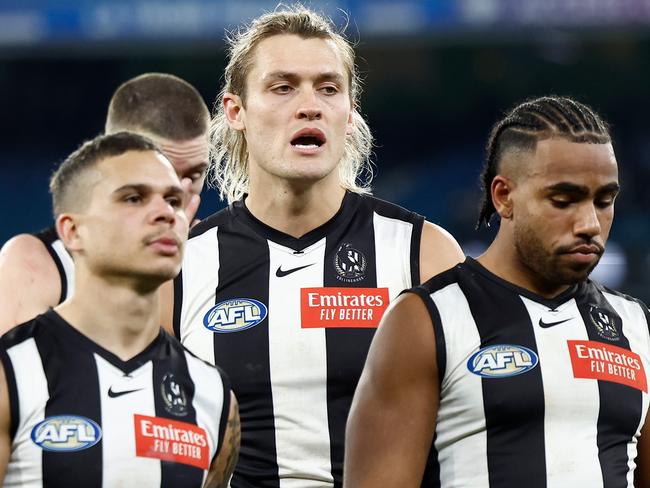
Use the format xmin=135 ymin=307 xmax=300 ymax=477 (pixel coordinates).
xmin=589 ymin=305 xmax=620 ymax=341
xmin=160 ymin=373 xmax=188 ymax=416
xmin=334 ymin=243 xmax=367 ymax=283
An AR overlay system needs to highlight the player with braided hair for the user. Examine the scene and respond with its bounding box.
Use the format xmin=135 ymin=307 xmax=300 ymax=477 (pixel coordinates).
xmin=346 ymin=96 xmax=650 ymax=487
xmin=478 ymin=95 xmax=611 ymax=228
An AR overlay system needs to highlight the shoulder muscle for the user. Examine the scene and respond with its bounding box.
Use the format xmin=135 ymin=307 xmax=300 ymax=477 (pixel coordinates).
xmin=0 ymin=234 xmax=61 ymax=333
xmin=419 ymin=221 xmax=464 ymax=283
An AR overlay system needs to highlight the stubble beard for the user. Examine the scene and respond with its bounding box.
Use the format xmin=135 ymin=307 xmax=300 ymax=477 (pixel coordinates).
xmin=513 ymin=221 xmax=600 ymax=290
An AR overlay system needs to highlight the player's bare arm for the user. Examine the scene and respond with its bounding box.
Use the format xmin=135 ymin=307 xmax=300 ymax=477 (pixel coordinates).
xmin=0 ymin=234 xmax=61 ymax=334
xmin=0 ymin=360 xmax=12 ymax=484
xmin=419 ymin=221 xmax=464 ymax=283
xmin=205 ymin=392 xmax=240 ymax=488
xmin=344 ymin=292 xmax=439 ymax=487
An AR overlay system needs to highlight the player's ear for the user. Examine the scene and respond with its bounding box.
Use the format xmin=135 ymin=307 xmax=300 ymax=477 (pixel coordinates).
xmin=56 ymin=213 xmax=84 ymax=252
xmin=224 ymin=93 xmax=245 ymax=131
xmin=346 ymin=109 xmax=355 ymax=136
xmin=491 ymin=175 xmax=514 ymax=220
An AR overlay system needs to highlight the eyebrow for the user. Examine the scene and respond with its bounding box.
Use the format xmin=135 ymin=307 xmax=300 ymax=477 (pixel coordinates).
xmin=113 ymin=184 xmax=184 ymax=196
xmin=262 ymin=71 xmax=346 ymax=85
xmin=545 ymin=182 xmax=620 ymax=195
xmin=190 ymin=162 xmax=209 ymax=172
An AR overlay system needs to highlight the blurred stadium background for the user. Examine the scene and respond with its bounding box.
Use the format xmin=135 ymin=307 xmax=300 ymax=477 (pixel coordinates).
xmin=1 ymin=0 xmax=648 ymax=302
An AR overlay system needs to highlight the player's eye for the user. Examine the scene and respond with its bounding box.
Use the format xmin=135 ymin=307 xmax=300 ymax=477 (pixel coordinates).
xmin=187 ymin=171 xmax=204 ymax=183
xmin=550 ymin=198 xmax=571 ymax=209
xmin=320 ymin=85 xmax=339 ymax=95
xmin=124 ymin=194 xmax=143 ymax=204
xmin=166 ymin=196 xmax=183 ymax=208
xmin=595 ymin=197 xmax=615 ymax=209
xmin=272 ymin=84 xmax=292 ymax=94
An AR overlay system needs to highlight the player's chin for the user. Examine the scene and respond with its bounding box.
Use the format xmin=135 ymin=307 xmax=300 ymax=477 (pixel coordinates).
xmin=559 ymin=261 xmax=600 ymax=284
xmin=146 ymin=260 xmax=182 ymax=282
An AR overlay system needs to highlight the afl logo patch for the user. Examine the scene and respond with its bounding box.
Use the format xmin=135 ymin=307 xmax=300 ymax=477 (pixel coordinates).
xmin=31 ymin=415 xmax=102 ymax=452
xmin=468 ymin=344 xmax=539 ymax=378
xmin=203 ymin=298 xmax=267 ymax=333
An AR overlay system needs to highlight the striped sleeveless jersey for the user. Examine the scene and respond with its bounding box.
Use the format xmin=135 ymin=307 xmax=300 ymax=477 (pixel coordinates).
xmin=411 ymin=257 xmax=650 ymax=487
xmin=0 ymin=310 xmax=231 ymax=487
xmin=174 ymin=191 xmax=424 ymax=487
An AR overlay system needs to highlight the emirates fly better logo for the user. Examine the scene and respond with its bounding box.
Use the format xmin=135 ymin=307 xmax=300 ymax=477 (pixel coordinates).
xmin=300 ymin=287 xmax=389 ymax=328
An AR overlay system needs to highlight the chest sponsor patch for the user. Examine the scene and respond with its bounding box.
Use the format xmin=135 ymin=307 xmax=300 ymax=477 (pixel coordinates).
xmin=134 ymin=414 xmax=210 ymax=470
xmin=568 ymin=340 xmax=647 ymax=392
xmin=467 ymin=344 xmax=539 ymax=378
xmin=300 ymin=287 xmax=389 ymax=328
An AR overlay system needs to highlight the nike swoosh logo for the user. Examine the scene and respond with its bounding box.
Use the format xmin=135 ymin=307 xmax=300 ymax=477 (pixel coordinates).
xmin=108 ymin=387 xmax=143 ymax=398
xmin=538 ymin=318 xmax=571 ymax=328
xmin=275 ymin=263 xmax=315 ymax=277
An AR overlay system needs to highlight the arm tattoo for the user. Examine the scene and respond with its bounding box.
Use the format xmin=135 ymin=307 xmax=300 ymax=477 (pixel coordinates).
xmin=210 ymin=407 xmax=240 ymax=488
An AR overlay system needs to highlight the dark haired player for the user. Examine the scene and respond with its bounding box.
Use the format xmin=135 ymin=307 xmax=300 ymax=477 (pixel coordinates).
xmin=345 ymin=96 xmax=650 ymax=486
xmin=0 ymin=133 xmax=239 ymax=487
xmin=0 ymin=73 xmax=209 ymax=333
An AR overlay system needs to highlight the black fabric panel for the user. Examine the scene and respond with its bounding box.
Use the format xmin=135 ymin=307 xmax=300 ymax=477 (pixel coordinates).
xmin=575 ymin=287 xmax=642 ymax=488
xmin=407 ymin=287 xmax=447 ymax=384
xmin=172 ymin=272 xmax=183 ymax=339
xmin=152 ymin=339 xmax=204 ymax=487
xmin=461 ymin=272 xmax=547 ymax=488
xmin=323 ymin=204 xmax=378 ymax=488
xmin=34 ymin=227 xmax=68 ymax=304
xmin=214 ymin=222 xmax=278 ymax=488
xmin=36 ymin=316 xmax=103 ymax=488
xmin=410 ymin=217 xmax=424 ymax=286
xmin=0 ymin=345 xmax=20 ymax=440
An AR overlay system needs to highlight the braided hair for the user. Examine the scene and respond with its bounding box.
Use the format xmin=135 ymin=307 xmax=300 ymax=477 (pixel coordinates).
xmin=477 ymin=96 xmax=611 ymax=228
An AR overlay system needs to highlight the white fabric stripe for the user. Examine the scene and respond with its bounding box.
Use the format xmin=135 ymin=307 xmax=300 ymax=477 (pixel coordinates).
xmin=432 ymin=283 xmax=489 ymax=488
xmin=372 ymin=212 xmax=414 ymax=296
xmin=521 ymin=297 xmax=603 ymax=488
xmin=94 ymin=356 xmax=159 ymax=487
xmin=267 ymin=238 xmax=333 ymax=487
xmin=180 ymin=228 xmax=219 ymax=364
xmin=51 ymin=239 xmax=75 ymax=300
xmin=602 ymin=292 xmax=650 ymax=487
xmin=5 ymin=338 xmax=48 ymax=488
xmin=185 ymin=351 xmax=224 ymax=486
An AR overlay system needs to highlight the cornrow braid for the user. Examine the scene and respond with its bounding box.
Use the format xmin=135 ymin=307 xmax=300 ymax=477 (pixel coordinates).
xmin=477 ymin=95 xmax=611 ymax=228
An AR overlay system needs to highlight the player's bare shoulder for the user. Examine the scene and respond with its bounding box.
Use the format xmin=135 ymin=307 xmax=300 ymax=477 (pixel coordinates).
xmin=420 ymin=220 xmax=464 ymax=282
xmin=0 ymin=234 xmax=61 ymax=333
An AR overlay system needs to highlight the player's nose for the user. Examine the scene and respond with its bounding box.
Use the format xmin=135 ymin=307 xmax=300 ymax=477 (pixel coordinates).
xmin=574 ymin=201 xmax=601 ymax=239
xmin=149 ymin=195 xmax=176 ymax=224
xmin=295 ymin=89 xmax=322 ymax=121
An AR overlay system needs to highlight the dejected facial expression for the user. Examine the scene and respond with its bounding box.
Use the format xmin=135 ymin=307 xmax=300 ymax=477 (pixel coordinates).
xmin=509 ymin=138 xmax=619 ymax=289
xmin=73 ymin=150 xmax=189 ymax=286
xmin=229 ymin=34 xmax=353 ymax=189
xmin=151 ymin=134 xmax=209 ymax=196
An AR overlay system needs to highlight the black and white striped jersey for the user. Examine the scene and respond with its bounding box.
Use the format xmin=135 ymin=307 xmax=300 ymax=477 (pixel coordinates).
xmin=174 ymin=191 xmax=424 ymax=487
xmin=0 ymin=310 xmax=231 ymax=487
xmin=33 ymin=227 xmax=74 ymax=304
xmin=410 ymin=257 xmax=650 ymax=488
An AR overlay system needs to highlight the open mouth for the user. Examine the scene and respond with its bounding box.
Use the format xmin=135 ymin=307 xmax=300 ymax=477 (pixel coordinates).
xmin=291 ymin=129 xmax=326 ymax=149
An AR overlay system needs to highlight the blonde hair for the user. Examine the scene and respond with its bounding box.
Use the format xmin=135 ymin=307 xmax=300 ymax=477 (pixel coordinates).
xmin=209 ymin=4 xmax=374 ymax=203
